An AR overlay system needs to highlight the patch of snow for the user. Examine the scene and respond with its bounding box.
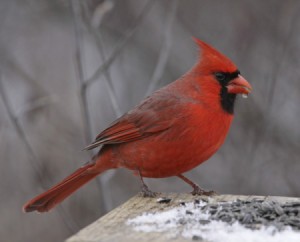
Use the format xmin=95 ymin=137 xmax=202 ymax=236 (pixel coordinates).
xmin=126 ymin=201 xmax=300 ymax=242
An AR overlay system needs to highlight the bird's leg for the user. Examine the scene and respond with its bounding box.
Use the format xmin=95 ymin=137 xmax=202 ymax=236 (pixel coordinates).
xmin=137 ymin=169 xmax=157 ymax=197
xmin=177 ymin=174 xmax=216 ymax=196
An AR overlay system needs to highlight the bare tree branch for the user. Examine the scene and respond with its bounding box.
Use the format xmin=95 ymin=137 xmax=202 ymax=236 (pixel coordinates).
xmin=91 ymin=0 xmax=114 ymax=28
xmin=0 ymin=55 xmax=46 ymax=95
xmin=84 ymin=0 xmax=156 ymax=87
xmin=0 ymin=73 xmax=78 ymax=232
xmin=70 ymin=0 xmax=93 ymax=144
xmin=15 ymin=95 xmax=57 ymax=119
xmin=82 ymin=1 xmax=122 ymax=117
xmin=0 ymin=55 xmax=55 ymax=120
xmin=0 ymin=75 xmax=41 ymax=179
xmin=145 ymin=0 xmax=178 ymax=96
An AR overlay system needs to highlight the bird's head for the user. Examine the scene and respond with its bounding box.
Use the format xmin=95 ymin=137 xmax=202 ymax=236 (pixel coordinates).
xmin=193 ymin=37 xmax=252 ymax=114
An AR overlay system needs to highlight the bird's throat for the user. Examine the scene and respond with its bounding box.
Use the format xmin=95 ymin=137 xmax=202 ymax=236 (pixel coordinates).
xmin=220 ymin=86 xmax=236 ymax=114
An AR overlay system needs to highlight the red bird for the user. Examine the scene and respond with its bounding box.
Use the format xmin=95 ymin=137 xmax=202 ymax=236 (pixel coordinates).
xmin=23 ymin=38 xmax=252 ymax=213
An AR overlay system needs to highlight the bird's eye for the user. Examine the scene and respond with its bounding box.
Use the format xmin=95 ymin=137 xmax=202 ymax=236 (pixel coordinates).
xmin=215 ymin=72 xmax=226 ymax=82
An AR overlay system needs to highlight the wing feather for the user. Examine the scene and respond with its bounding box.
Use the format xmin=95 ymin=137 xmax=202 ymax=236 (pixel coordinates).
xmin=84 ymin=93 xmax=178 ymax=150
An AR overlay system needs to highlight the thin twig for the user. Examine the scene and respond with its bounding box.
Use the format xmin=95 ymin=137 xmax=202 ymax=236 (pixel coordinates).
xmin=82 ymin=1 xmax=122 ymax=117
xmin=0 ymin=55 xmax=46 ymax=95
xmin=15 ymin=95 xmax=57 ymax=119
xmin=70 ymin=0 xmax=93 ymax=144
xmin=145 ymin=0 xmax=178 ymax=96
xmin=85 ymin=0 xmax=156 ymax=86
xmin=0 ymin=76 xmax=41 ymax=180
xmin=0 ymin=56 xmax=56 ymax=119
xmin=0 ymin=73 xmax=78 ymax=232
xmin=91 ymin=0 xmax=114 ymax=28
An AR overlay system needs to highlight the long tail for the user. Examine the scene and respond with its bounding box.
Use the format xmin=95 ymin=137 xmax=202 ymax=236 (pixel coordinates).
xmin=23 ymin=162 xmax=103 ymax=213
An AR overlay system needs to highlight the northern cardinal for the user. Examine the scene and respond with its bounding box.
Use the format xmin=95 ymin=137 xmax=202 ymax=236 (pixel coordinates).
xmin=23 ymin=38 xmax=252 ymax=213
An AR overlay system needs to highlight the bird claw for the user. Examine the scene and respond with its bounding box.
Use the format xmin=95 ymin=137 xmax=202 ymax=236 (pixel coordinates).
xmin=191 ymin=187 xmax=217 ymax=196
xmin=140 ymin=184 xmax=158 ymax=197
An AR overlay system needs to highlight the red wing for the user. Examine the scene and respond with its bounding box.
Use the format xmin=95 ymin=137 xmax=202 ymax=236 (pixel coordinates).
xmin=84 ymin=119 xmax=141 ymax=150
xmin=84 ymin=115 xmax=171 ymax=150
xmin=84 ymin=94 xmax=176 ymax=150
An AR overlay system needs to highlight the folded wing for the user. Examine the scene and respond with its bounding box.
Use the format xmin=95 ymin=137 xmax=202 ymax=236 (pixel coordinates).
xmin=84 ymin=93 xmax=180 ymax=150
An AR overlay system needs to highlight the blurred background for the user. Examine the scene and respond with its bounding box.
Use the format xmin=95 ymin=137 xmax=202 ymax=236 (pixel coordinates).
xmin=0 ymin=0 xmax=299 ymax=241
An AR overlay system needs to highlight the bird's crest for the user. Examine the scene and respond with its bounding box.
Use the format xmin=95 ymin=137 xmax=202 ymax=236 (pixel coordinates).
xmin=193 ymin=37 xmax=237 ymax=73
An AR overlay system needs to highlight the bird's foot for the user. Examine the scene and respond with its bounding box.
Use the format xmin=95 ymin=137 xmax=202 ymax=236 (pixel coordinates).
xmin=140 ymin=184 xmax=158 ymax=197
xmin=177 ymin=174 xmax=217 ymax=196
xmin=191 ymin=186 xmax=217 ymax=196
xmin=137 ymin=168 xmax=158 ymax=197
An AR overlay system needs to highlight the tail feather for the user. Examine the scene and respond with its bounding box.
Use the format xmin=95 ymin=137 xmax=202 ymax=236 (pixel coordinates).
xmin=23 ymin=162 xmax=100 ymax=213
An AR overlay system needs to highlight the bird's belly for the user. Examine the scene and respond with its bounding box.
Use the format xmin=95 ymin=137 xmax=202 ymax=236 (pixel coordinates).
xmin=139 ymin=141 xmax=217 ymax=178
xmin=113 ymin=118 xmax=231 ymax=178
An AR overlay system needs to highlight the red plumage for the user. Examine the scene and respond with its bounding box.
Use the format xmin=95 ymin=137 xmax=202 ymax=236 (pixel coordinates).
xmin=23 ymin=38 xmax=252 ymax=213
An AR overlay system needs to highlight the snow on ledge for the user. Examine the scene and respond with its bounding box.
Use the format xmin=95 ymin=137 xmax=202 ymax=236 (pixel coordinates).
xmin=126 ymin=200 xmax=300 ymax=242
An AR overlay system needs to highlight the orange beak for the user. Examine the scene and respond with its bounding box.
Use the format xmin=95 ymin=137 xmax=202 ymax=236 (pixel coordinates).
xmin=227 ymin=75 xmax=252 ymax=95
